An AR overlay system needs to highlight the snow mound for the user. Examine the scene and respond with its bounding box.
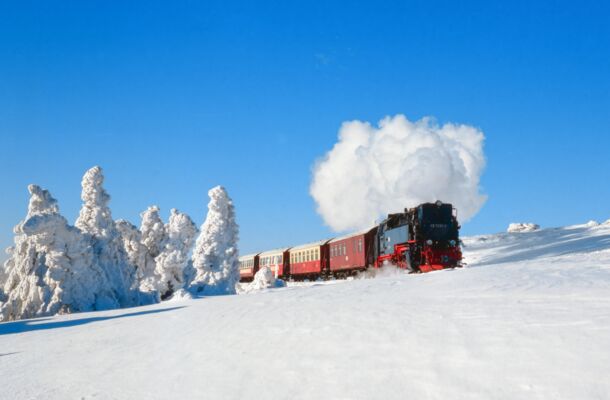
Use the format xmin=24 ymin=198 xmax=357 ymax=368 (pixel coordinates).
xmin=167 ymin=289 xmax=193 ymax=302
xmin=239 ymin=267 xmax=285 ymax=293
xmin=507 ymin=222 xmax=540 ymax=233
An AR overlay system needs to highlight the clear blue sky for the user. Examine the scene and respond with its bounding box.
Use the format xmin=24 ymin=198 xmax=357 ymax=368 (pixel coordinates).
xmin=1 ymin=1 xmax=609 ymax=258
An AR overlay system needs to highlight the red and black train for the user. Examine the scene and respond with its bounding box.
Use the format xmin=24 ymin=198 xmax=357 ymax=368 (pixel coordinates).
xmin=239 ymin=201 xmax=462 ymax=281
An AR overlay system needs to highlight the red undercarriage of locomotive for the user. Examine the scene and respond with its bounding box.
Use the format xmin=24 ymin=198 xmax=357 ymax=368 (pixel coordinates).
xmin=376 ymin=242 xmax=463 ymax=273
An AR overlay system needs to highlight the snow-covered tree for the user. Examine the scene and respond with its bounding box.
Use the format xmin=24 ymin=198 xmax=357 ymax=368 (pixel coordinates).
xmin=0 ymin=265 xmax=7 ymax=303
xmin=116 ymin=220 xmax=147 ymax=280
xmin=155 ymin=209 xmax=198 ymax=299
xmin=1 ymin=185 xmax=118 ymax=321
xmin=25 ymin=183 xmax=59 ymax=218
xmin=138 ymin=205 xmax=167 ymax=283
xmin=190 ymin=186 xmax=239 ymax=295
xmin=140 ymin=206 xmax=167 ymax=257
xmin=75 ymin=166 xmax=138 ymax=307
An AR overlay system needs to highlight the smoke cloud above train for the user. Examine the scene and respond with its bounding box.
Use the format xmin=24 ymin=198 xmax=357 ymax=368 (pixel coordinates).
xmin=310 ymin=114 xmax=487 ymax=232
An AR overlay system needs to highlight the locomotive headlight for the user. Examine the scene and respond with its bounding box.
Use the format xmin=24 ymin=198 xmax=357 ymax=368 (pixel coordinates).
xmin=450 ymin=240 xmax=456 ymax=247
xmin=426 ymin=239 xmax=433 ymax=245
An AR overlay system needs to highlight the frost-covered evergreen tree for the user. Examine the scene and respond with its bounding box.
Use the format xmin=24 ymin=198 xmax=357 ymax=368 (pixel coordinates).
xmin=138 ymin=205 xmax=167 ymax=286
xmin=0 ymin=266 xmax=7 ymax=303
xmin=75 ymin=166 xmax=138 ymax=307
xmin=115 ymin=219 xmax=159 ymax=305
xmin=155 ymin=209 xmax=197 ymax=299
xmin=1 ymin=185 xmax=118 ymax=321
xmin=140 ymin=206 xmax=167 ymax=257
xmin=190 ymin=186 xmax=239 ymax=295
xmin=116 ymin=220 xmax=146 ymax=280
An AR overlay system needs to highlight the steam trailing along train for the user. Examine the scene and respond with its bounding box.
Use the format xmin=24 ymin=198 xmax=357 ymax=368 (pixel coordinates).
xmin=239 ymin=201 xmax=462 ymax=281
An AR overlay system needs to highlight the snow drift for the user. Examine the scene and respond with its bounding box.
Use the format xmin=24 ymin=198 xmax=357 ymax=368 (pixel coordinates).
xmin=239 ymin=266 xmax=285 ymax=293
xmin=310 ymin=115 xmax=487 ymax=232
xmin=507 ymin=222 xmax=540 ymax=233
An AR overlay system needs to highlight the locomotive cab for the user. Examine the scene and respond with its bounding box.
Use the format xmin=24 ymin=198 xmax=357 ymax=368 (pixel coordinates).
xmin=414 ymin=201 xmax=459 ymax=246
xmin=409 ymin=201 xmax=462 ymax=272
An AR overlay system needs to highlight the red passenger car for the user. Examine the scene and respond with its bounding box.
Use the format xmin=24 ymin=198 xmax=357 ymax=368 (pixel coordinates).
xmin=328 ymin=228 xmax=376 ymax=276
xmin=258 ymin=248 xmax=290 ymax=279
xmin=288 ymin=240 xmax=331 ymax=279
xmin=238 ymin=253 xmax=259 ymax=281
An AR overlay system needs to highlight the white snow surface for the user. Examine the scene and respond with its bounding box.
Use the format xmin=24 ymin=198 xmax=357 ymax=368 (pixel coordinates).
xmin=2 ymin=221 xmax=610 ymax=399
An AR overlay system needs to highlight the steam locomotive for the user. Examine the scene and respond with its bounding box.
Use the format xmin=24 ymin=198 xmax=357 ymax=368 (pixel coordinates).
xmin=238 ymin=201 xmax=462 ymax=281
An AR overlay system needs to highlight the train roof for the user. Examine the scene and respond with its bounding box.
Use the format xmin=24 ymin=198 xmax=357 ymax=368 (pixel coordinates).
xmin=290 ymin=238 xmax=333 ymax=251
xmin=328 ymin=227 xmax=375 ymax=243
xmin=238 ymin=253 xmax=259 ymax=260
xmin=258 ymin=247 xmax=290 ymax=256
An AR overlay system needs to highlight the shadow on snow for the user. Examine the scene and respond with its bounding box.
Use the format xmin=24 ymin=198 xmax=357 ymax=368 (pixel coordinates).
xmin=0 ymin=306 xmax=186 ymax=336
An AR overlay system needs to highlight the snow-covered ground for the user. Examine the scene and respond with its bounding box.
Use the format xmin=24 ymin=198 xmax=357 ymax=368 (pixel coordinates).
xmin=2 ymin=221 xmax=610 ymax=400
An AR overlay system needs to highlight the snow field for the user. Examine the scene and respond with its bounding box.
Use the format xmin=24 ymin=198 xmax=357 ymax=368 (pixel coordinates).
xmin=1 ymin=222 xmax=610 ymax=399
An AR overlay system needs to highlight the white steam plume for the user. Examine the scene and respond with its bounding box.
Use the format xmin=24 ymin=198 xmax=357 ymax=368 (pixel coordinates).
xmin=310 ymin=115 xmax=487 ymax=232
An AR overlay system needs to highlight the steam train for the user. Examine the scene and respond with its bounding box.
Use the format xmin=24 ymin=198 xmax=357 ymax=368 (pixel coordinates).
xmin=238 ymin=201 xmax=462 ymax=281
